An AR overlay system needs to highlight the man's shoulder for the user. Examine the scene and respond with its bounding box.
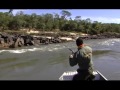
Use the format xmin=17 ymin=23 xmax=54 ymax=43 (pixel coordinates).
xmin=84 ymin=45 xmax=92 ymax=50
xmin=84 ymin=45 xmax=91 ymax=48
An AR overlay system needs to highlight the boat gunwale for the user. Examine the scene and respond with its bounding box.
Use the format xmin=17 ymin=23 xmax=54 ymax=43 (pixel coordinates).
xmin=59 ymin=70 xmax=108 ymax=81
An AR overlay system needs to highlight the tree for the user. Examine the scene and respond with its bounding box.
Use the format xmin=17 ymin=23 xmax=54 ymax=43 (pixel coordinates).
xmin=84 ymin=18 xmax=92 ymax=34
xmin=53 ymin=13 xmax=60 ymax=30
xmin=8 ymin=9 xmax=13 ymax=15
xmin=75 ymin=16 xmax=81 ymax=22
xmin=61 ymin=10 xmax=71 ymax=20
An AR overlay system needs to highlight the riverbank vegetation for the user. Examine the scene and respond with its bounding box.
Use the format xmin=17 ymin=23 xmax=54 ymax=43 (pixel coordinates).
xmin=0 ymin=10 xmax=120 ymax=35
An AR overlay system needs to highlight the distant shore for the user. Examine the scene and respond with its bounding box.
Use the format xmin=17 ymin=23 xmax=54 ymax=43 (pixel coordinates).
xmin=0 ymin=30 xmax=120 ymax=49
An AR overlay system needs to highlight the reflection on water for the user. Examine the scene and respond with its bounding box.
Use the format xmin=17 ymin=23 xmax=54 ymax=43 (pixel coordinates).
xmin=0 ymin=58 xmax=17 ymax=65
xmin=93 ymin=50 xmax=111 ymax=56
xmin=48 ymin=52 xmax=68 ymax=65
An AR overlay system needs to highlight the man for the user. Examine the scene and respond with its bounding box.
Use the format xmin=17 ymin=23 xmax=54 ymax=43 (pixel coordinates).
xmin=69 ymin=37 xmax=95 ymax=80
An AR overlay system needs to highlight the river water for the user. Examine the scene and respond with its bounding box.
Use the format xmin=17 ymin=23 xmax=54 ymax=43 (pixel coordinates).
xmin=0 ymin=38 xmax=120 ymax=80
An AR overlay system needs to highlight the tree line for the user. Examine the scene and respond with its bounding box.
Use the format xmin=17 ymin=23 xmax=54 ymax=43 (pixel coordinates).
xmin=0 ymin=10 xmax=120 ymax=35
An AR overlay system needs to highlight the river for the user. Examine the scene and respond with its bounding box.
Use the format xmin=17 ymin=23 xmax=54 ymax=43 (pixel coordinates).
xmin=0 ymin=38 xmax=120 ymax=80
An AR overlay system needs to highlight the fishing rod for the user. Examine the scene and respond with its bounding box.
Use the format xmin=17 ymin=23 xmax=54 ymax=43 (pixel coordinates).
xmin=68 ymin=48 xmax=75 ymax=54
xmin=64 ymin=44 xmax=90 ymax=54
xmin=64 ymin=45 xmax=75 ymax=54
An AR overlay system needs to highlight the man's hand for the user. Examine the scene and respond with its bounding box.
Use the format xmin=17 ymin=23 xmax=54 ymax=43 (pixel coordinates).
xmin=69 ymin=54 xmax=73 ymax=58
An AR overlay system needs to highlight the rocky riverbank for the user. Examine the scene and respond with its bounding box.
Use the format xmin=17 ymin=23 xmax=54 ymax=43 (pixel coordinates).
xmin=0 ymin=33 xmax=75 ymax=49
xmin=0 ymin=31 xmax=120 ymax=49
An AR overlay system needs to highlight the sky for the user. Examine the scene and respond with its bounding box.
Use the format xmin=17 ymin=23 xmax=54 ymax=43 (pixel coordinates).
xmin=0 ymin=9 xmax=120 ymax=23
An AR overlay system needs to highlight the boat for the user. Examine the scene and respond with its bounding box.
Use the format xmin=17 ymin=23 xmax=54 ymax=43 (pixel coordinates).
xmin=59 ymin=70 xmax=107 ymax=81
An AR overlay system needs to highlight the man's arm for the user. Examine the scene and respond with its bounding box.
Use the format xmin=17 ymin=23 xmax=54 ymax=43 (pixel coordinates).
xmin=69 ymin=52 xmax=77 ymax=67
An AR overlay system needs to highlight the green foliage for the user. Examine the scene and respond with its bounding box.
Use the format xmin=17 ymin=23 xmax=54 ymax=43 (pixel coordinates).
xmin=0 ymin=10 xmax=120 ymax=35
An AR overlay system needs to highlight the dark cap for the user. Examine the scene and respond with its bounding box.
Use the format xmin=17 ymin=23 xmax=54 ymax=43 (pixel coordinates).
xmin=76 ymin=37 xmax=83 ymax=46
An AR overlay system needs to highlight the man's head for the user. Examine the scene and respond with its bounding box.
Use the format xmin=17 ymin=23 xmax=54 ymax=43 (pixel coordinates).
xmin=76 ymin=37 xmax=83 ymax=46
